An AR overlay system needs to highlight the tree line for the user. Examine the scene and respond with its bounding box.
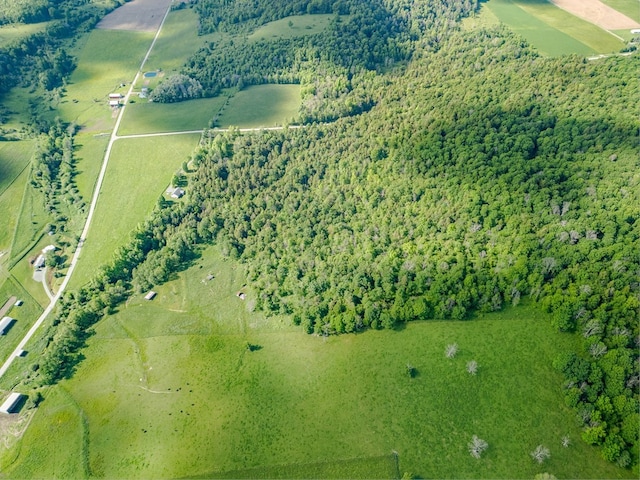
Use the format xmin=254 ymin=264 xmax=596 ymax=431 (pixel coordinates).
xmin=27 ymin=0 xmax=638 ymax=470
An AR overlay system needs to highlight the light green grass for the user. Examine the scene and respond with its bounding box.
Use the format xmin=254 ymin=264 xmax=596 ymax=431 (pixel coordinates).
xmin=0 ymin=276 xmax=43 ymax=365
xmin=73 ymin=133 xmax=109 ymax=203
xmin=0 ymin=386 xmax=88 ymax=477
xmin=55 ymin=29 xmax=153 ymax=132
xmin=600 ymin=0 xmax=640 ymax=22
xmin=118 ymin=97 xmax=227 ymax=135
xmin=248 ymin=14 xmax=347 ymax=42
xmin=3 ymin=246 xmax=631 ymax=479
xmin=143 ymin=8 xmax=216 ymax=74
xmin=0 ymin=140 xmax=33 ymax=196
xmin=486 ymin=0 xmax=625 ymax=55
xmin=217 ymin=85 xmax=301 ymax=128
xmin=0 ymin=21 xmax=50 ymax=48
xmin=7 ymin=174 xmax=47 ymax=269
xmin=0 ymin=140 xmax=33 ymax=252
xmin=68 ymin=134 xmax=201 ymax=289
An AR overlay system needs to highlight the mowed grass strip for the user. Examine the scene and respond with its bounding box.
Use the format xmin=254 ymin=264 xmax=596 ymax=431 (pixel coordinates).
xmin=486 ymin=0 xmax=624 ymax=55
xmin=217 ymin=84 xmax=301 ymax=128
xmin=68 ymin=134 xmax=201 ymax=289
xmin=248 ymin=14 xmax=347 ymax=42
xmin=56 ymin=29 xmax=154 ymax=132
xmin=118 ymin=97 xmax=226 ymax=135
xmin=4 ymin=247 xmax=630 ymax=479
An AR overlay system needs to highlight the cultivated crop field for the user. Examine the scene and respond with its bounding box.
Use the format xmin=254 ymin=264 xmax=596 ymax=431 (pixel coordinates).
xmin=0 ymin=140 xmax=33 ymax=254
xmin=485 ymin=0 xmax=625 ymax=55
xmin=216 ymin=85 xmax=301 ymax=128
xmin=1 ymin=247 xmax=630 ymax=479
xmin=68 ymin=133 xmax=201 ymax=289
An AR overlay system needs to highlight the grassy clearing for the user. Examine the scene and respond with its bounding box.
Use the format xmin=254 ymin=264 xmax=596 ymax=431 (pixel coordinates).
xmin=143 ymin=8 xmax=215 ymax=74
xmin=2 ymin=246 xmax=631 ymax=479
xmin=68 ymin=134 xmax=201 ymax=289
xmin=73 ymin=133 xmax=109 ymax=203
xmin=118 ymin=97 xmax=227 ymax=135
xmin=0 ymin=140 xmax=34 ymax=253
xmin=248 ymin=14 xmax=346 ymax=42
xmin=0 ymin=21 xmax=50 ymax=48
xmin=54 ymin=29 xmax=153 ymax=132
xmin=485 ymin=0 xmax=625 ymax=55
xmin=0 ymin=276 xmax=43 ymax=365
xmin=600 ymin=0 xmax=640 ymax=22
xmin=216 ymin=85 xmax=301 ymax=128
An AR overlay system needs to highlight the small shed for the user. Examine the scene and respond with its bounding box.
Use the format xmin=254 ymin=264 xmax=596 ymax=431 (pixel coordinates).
xmin=144 ymin=291 xmax=157 ymax=300
xmin=0 ymin=316 xmax=15 ymax=335
xmin=42 ymin=244 xmax=56 ymax=253
xmin=0 ymin=392 xmax=24 ymax=414
xmin=14 ymin=300 xmax=23 ymax=307
xmin=109 ymin=93 xmax=123 ymax=99
xmin=109 ymin=100 xmax=121 ymax=107
xmin=171 ymin=188 xmax=185 ymax=199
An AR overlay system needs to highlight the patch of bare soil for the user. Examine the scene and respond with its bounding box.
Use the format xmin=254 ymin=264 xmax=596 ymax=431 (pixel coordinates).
xmin=550 ymin=0 xmax=640 ymax=30
xmin=96 ymin=0 xmax=173 ymax=32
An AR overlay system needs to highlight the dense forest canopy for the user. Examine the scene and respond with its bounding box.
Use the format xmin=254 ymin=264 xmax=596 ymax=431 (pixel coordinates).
xmin=25 ymin=0 xmax=639 ymax=471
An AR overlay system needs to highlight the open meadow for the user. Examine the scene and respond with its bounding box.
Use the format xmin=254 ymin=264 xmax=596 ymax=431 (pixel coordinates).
xmin=68 ymin=133 xmax=201 ymax=289
xmin=0 ymin=140 xmax=33 ymax=254
xmin=600 ymin=0 xmax=640 ymax=22
xmin=485 ymin=0 xmax=625 ymax=55
xmin=216 ymin=85 xmax=301 ymax=128
xmin=248 ymin=14 xmax=348 ymax=42
xmin=0 ymin=21 xmax=49 ymax=47
xmin=1 ymin=246 xmax=632 ymax=479
xmin=118 ymin=97 xmax=227 ymax=135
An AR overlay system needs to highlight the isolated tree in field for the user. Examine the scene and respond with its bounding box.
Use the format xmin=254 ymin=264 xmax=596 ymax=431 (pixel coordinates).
xmin=445 ymin=343 xmax=458 ymax=358
xmin=406 ymin=363 xmax=416 ymax=378
xmin=468 ymin=435 xmax=488 ymax=458
xmin=561 ymin=435 xmax=570 ymax=448
xmin=466 ymin=360 xmax=478 ymax=375
xmin=531 ymin=445 xmax=550 ymax=463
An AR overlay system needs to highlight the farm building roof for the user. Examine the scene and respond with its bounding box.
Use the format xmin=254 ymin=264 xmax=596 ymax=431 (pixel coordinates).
xmin=0 ymin=316 xmax=14 ymax=335
xmin=0 ymin=392 xmax=23 ymax=414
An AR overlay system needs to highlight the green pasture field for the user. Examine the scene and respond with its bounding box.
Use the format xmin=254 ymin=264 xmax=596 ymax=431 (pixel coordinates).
xmin=0 ymin=21 xmax=49 ymax=48
xmin=485 ymin=0 xmax=625 ymax=55
xmin=68 ymin=133 xmax=201 ymax=289
xmin=2 ymin=246 xmax=630 ymax=479
xmin=600 ymin=0 xmax=640 ymax=22
xmin=73 ymin=133 xmax=110 ymax=203
xmin=54 ymin=29 xmax=153 ymax=132
xmin=7 ymin=175 xmax=47 ymax=269
xmin=248 ymin=14 xmax=347 ymax=42
xmin=202 ymin=455 xmax=399 ymax=479
xmin=118 ymin=97 xmax=227 ymax=135
xmin=216 ymin=85 xmax=301 ymax=128
xmin=0 ymin=140 xmax=33 ymax=253
xmin=142 ymin=8 xmax=216 ymax=75
xmin=0 ymin=276 xmax=43 ymax=366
